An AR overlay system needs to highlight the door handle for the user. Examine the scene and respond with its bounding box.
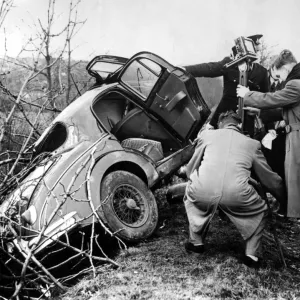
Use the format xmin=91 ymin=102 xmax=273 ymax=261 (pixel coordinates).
xmin=165 ymin=91 xmax=187 ymax=112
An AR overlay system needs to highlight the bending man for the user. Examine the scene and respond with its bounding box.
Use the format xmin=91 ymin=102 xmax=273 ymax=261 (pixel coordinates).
xmin=184 ymin=111 xmax=285 ymax=267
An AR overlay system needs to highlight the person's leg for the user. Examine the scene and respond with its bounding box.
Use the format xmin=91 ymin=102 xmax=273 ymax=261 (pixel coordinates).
xmin=245 ymin=212 xmax=267 ymax=258
xmin=188 ymin=225 xmax=204 ymax=245
xmin=184 ymin=197 xmax=213 ymax=253
xmin=185 ymin=199 xmax=206 ymax=244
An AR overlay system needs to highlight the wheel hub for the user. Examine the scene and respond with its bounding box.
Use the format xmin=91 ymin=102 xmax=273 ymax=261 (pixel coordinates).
xmin=125 ymin=198 xmax=140 ymax=210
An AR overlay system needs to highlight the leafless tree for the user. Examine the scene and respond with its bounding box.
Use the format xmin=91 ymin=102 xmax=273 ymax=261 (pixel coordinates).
xmin=257 ymin=39 xmax=278 ymax=69
xmin=65 ymin=0 xmax=86 ymax=105
xmin=0 ymin=0 xmax=14 ymax=29
xmin=0 ymin=2 xmax=124 ymax=298
xmin=0 ymin=0 xmax=87 ymax=181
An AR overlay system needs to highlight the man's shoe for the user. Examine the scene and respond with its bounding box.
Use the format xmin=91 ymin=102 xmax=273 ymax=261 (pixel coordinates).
xmin=184 ymin=242 xmax=205 ymax=254
xmin=242 ymin=255 xmax=261 ymax=269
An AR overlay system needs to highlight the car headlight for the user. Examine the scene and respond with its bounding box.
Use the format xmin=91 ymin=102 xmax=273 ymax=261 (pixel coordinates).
xmin=28 ymin=211 xmax=78 ymax=253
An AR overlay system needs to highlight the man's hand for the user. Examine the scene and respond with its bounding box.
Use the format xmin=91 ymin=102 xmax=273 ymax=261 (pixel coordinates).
xmin=236 ymin=85 xmax=250 ymax=98
xmin=243 ymin=106 xmax=260 ymax=116
xmin=205 ymin=123 xmax=214 ymax=130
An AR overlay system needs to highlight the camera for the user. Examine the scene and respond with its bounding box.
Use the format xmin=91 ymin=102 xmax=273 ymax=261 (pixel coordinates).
xmin=225 ymin=36 xmax=258 ymax=69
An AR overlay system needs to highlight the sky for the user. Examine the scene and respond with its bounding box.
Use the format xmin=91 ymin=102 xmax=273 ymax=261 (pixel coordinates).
xmin=2 ymin=0 xmax=300 ymax=66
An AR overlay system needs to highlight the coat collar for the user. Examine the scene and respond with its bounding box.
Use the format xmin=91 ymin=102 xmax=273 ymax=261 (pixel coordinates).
xmin=221 ymin=124 xmax=242 ymax=133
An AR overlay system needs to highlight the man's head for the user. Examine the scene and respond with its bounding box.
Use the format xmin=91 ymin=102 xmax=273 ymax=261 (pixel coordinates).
xmin=218 ymin=110 xmax=242 ymax=129
xmin=273 ymin=49 xmax=297 ymax=82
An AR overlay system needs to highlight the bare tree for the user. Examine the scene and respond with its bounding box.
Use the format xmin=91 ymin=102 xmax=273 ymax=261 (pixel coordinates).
xmin=65 ymin=0 xmax=86 ymax=105
xmin=257 ymin=39 xmax=278 ymax=69
xmin=0 ymin=2 xmax=125 ymax=298
xmin=0 ymin=0 xmax=14 ymax=29
xmin=0 ymin=0 xmax=87 ymax=179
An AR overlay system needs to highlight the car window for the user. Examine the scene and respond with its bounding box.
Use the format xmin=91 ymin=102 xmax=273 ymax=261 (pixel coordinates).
xmin=33 ymin=123 xmax=67 ymax=157
xmin=90 ymin=61 xmax=124 ymax=80
xmin=121 ymin=59 xmax=162 ymax=99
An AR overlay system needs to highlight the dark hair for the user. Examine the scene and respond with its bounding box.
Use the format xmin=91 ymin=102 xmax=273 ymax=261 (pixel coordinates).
xmin=218 ymin=110 xmax=241 ymax=128
xmin=273 ymin=49 xmax=297 ymax=69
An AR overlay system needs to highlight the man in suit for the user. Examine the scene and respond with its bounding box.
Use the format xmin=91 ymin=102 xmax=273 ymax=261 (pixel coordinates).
xmin=184 ymin=35 xmax=269 ymax=136
xmin=183 ymin=111 xmax=285 ymax=267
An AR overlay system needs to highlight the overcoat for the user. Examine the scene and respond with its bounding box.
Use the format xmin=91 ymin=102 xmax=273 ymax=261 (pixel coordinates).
xmin=185 ymin=125 xmax=285 ymax=239
xmin=185 ymin=57 xmax=269 ymax=129
xmin=244 ymin=79 xmax=300 ymax=218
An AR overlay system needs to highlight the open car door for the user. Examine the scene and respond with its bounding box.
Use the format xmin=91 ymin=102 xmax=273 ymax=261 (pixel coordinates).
xmin=86 ymin=55 xmax=128 ymax=84
xmin=118 ymin=52 xmax=210 ymax=142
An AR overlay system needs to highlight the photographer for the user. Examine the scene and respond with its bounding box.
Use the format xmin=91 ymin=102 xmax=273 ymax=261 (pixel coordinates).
xmin=183 ymin=111 xmax=285 ymax=268
xmin=184 ymin=35 xmax=269 ymax=136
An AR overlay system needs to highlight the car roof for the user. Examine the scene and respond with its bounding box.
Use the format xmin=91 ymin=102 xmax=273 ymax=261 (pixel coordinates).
xmin=36 ymin=84 xmax=117 ymax=144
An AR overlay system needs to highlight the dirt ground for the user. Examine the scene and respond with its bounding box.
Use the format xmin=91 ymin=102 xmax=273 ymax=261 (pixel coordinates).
xmin=57 ymin=182 xmax=300 ymax=300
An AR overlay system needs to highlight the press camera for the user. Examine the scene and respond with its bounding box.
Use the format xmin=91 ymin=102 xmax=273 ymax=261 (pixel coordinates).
xmin=225 ymin=36 xmax=259 ymax=133
xmin=225 ymin=36 xmax=258 ymax=69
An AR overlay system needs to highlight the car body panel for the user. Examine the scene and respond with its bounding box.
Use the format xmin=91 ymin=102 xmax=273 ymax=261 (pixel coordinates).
xmin=26 ymin=136 xmax=159 ymax=233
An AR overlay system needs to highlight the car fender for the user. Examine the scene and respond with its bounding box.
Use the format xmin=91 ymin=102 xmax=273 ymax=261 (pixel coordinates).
xmin=89 ymin=149 xmax=159 ymax=221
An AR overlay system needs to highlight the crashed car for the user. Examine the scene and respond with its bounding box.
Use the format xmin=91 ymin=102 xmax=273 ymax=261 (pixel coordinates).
xmin=0 ymin=51 xmax=210 ymax=254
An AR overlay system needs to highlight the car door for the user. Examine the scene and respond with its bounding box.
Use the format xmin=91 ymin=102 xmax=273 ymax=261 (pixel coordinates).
xmin=118 ymin=52 xmax=209 ymax=142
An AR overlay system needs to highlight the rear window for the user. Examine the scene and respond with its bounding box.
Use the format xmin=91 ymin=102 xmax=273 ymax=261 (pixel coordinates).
xmin=33 ymin=123 xmax=67 ymax=157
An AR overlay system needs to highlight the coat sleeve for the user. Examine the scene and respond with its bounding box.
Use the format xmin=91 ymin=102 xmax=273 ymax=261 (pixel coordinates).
xmin=252 ymin=145 xmax=286 ymax=203
xmin=260 ymin=108 xmax=283 ymax=124
xmin=185 ymin=132 xmax=207 ymax=179
xmin=244 ymin=80 xmax=300 ymax=109
xmin=184 ymin=57 xmax=231 ymax=78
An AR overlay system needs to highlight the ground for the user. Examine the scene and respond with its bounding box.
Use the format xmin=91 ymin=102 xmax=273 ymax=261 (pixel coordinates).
xmin=57 ymin=180 xmax=300 ymax=300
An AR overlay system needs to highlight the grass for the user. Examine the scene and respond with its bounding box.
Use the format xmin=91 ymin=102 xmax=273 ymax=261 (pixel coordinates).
xmin=56 ymin=181 xmax=300 ymax=300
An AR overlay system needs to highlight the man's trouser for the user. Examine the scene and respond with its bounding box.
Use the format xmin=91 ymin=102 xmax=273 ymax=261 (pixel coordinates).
xmin=185 ymin=199 xmax=267 ymax=257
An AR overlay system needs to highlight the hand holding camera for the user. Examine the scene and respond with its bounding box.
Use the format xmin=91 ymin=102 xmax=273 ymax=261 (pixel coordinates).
xmin=236 ymin=84 xmax=250 ymax=98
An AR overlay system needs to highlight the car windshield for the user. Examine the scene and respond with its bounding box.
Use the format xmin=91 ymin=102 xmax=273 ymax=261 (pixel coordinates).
xmin=121 ymin=59 xmax=162 ymax=99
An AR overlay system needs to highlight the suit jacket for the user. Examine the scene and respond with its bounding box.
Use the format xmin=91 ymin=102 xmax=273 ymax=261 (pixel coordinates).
xmin=244 ymin=79 xmax=300 ymax=217
xmin=185 ymin=125 xmax=285 ymax=238
xmin=185 ymin=57 xmax=269 ymax=128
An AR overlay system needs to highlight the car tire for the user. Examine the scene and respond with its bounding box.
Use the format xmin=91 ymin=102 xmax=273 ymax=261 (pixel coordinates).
xmin=100 ymin=170 xmax=158 ymax=242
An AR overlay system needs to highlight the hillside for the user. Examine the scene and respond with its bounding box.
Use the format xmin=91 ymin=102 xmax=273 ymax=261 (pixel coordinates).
xmin=0 ymin=57 xmax=223 ymax=112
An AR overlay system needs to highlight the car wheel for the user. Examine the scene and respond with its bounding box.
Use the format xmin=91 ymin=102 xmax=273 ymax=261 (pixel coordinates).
xmin=100 ymin=170 xmax=158 ymax=242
